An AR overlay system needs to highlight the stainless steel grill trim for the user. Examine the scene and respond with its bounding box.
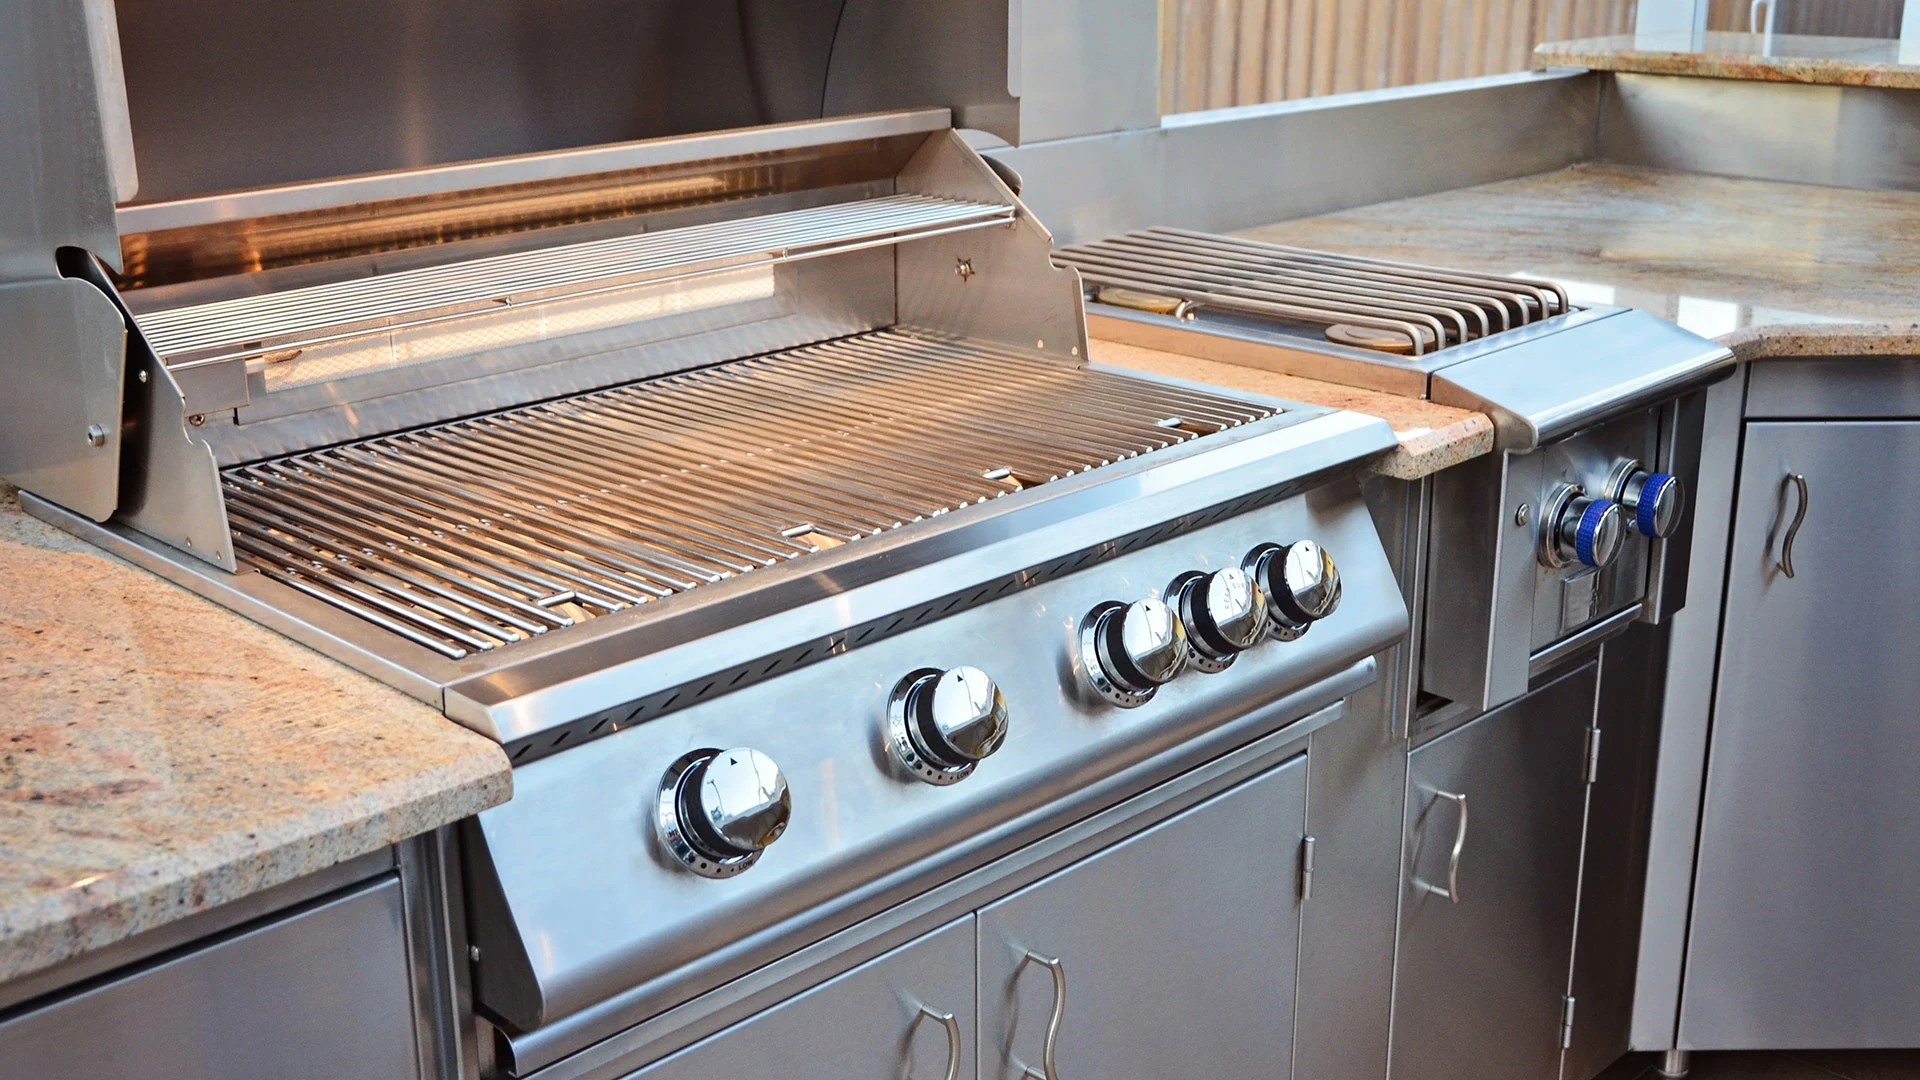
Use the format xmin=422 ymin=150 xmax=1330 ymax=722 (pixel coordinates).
xmin=223 ymin=329 xmax=1275 ymax=659
xmin=1057 ymin=227 xmax=1569 ymax=357
xmin=137 ymin=195 xmax=1014 ymax=365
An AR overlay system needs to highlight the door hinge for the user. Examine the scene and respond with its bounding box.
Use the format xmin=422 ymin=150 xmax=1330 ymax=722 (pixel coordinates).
xmin=1299 ymin=835 xmax=1316 ymax=901
xmin=1584 ymin=727 xmax=1602 ymax=784
xmin=1560 ymin=995 xmax=1577 ymax=1048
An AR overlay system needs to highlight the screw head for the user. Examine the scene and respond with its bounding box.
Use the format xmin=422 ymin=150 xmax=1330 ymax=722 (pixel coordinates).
xmin=85 ymin=424 xmax=107 ymax=448
xmin=468 ymin=945 xmax=481 ymax=963
xmin=955 ymin=258 xmax=975 ymax=282
xmin=1515 ymin=502 xmax=1531 ymax=527
xmin=187 ymin=413 xmax=205 ymax=427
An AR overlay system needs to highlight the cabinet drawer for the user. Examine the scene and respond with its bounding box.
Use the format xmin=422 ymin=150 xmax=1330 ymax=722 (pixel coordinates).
xmin=0 ymin=878 xmax=418 ymax=1080
xmin=630 ymin=917 xmax=975 ymax=1079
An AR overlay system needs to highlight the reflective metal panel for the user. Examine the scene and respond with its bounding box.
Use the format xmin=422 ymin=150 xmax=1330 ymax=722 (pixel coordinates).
xmin=0 ymin=278 xmax=127 ymax=521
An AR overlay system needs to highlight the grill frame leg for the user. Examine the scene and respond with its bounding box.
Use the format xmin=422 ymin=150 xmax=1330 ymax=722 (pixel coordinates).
xmin=1656 ymin=1050 xmax=1691 ymax=1078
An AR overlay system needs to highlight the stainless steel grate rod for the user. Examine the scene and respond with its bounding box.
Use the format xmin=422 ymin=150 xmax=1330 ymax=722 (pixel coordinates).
xmin=223 ymin=329 xmax=1274 ymax=659
xmin=139 ymin=195 xmax=1014 ymax=361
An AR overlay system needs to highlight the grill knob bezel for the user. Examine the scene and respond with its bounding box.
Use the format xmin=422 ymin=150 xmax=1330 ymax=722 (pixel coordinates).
xmin=656 ymin=747 xmax=791 ymax=878
xmin=887 ymin=666 xmax=1010 ymax=785
xmin=1079 ymin=597 xmax=1189 ymax=708
xmin=1540 ymin=484 xmax=1627 ymax=569
xmin=1170 ymin=567 xmax=1269 ymax=673
xmin=1608 ymin=459 xmax=1686 ymax=539
xmin=1243 ymin=540 xmax=1342 ymax=640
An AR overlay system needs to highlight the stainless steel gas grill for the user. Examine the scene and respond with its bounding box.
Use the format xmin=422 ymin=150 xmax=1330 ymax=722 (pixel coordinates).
xmin=1 ymin=7 xmax=1416 ymax=1075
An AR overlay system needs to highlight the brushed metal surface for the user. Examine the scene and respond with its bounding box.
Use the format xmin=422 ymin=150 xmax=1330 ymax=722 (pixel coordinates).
xmin=466 ymin=486 xmax=1403 ymax=1032
xmin=977 ymin=755 xmax=1307 ymax=1080
xmin=626 ymin=918 xmax=975 ymax=1080
xmin=990 ymin=70 xmax=1600 ymax=248
xmin=0 ymin=880 xmax=419 ymax=1080
xmin=1392 ymin=664 xmax=1596 ymax=1080
xmin=0 ymin=277 xmax=126 ymax=521
xmin=1745 ymin=357 xmax=1920 ymax=419
xmin=1680 ymin=420 xmax=1920 ymax=1048
xmin=1599 ymin=73 xmax=1920 ymax=193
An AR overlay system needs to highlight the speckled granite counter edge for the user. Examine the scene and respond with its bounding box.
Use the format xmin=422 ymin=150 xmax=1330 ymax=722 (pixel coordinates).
xmin=1 ymin=752 xmax=510 ymax=986
xmin=1534 ymin=45 xmax=1920 ymax=90
xmin=1720 ymin=319 xmax=1920 ymax=360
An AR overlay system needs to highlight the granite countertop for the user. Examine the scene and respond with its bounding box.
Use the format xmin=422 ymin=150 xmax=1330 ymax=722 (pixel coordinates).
xmin=1237 ymin=162 xmax=1920 ymax=362
xmin=1536 ymin=31 xmax=1920 ymax=89
xmin=0 ymin=483 xmax=512 ymax=987
xmin=1092 ymin=339 xmax=1495 ymax=479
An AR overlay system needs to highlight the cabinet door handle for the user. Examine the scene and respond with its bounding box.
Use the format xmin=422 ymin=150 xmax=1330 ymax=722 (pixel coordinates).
xmin=912 ymin=1004 xmax=963 ymax=1080
xmin=1015 ymin=951 xmax=1067 ymax=1080
xmin=1414 ymin=790 xmax=1469 ymax=904
xmin=1777 ymin=472 xmax=1809 ymax=579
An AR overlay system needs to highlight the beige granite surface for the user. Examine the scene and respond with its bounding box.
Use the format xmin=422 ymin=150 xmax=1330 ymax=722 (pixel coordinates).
xmin=1537 ymin=32 xmax=1920 ymax=89
xmin=0 ymin=481 xmax=512 ymax=985
xmin=1238 ymin=163 xmax=1920 ymax=361
xmin=1092 ymin=339 xmax=1495 ymax=479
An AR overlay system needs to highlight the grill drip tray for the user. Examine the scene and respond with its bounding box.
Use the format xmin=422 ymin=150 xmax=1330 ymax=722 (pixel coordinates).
xmin=222 ymin=329 xmax=1275 ymax=658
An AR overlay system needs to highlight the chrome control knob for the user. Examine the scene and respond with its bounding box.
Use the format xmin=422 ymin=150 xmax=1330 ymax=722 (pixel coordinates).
xmin=1243 ymin=540 xmax=1341 ymax=640
xmin=1170 ymin=566 xmax=1268 ymax=672
xmin=656 ymin=747 xmax=791 ymax=878
xmin=887 ymin=666 xmax=1010 ymax=785
xmin=1080 ymin=597 xmax=1189 ymax=707
xmin=1541 ymin=486 xmax=1626 ymax=569
xmin=1608 ymin=460 xmax=1685 ymax=539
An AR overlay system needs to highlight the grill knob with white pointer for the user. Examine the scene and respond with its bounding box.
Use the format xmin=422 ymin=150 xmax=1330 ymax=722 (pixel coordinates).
xmin=887 ymin=665 xmax=1010 ymax=785
xmin=1607 ymin=460 xmax=1685 ymax=538
xmin=1540 ymin=485 xmax=1626 ymax=569
xmin=1169 ymin=566 xmax=1269 ymax=672
xmin=656 ymin=747 xmax=790 ymax=878
xmin=1080 ymin=597 xmax=1189 ymax=707
xmin=1243 ymin=540 xmax=1342 ymax=640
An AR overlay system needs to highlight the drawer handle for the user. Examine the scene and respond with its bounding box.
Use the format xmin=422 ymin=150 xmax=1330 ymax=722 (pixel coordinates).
xmin=1016 ymin=951 xmax=1067 ymax=1080
xmin=912 ymin=1004 xmax=963 ymax=1080
xmin=1777 ymin=472 xmax=1808 ymax=579
xmin=1415 ymin=789 xmax=1469 ymax=904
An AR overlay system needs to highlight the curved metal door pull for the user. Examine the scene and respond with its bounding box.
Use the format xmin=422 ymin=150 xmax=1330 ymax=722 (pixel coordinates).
xmin=911 ymin=1004 xmax=963 ymax=1080
xmin=1778 ymin=472 xmax=1808 ymax=579
xmin=1414 ymin=790 xmax=1469 ymax=903
xmin=1015 ymin=951 xmax=1067 ymax=1080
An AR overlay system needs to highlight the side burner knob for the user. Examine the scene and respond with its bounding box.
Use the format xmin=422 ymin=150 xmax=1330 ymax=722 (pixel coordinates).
xmin=1170 ymin=566 xmax=1269 ymax=672
xmin=1609 ymin=460 xmax=1685 ymax=539
xmin=888 ymin=666 xmax=1010 ymax=785
xmin=1080 ymin=597 xmax=1189 ymax=707
xmin=656 ymin=747 xmax=791 ymax=878
xmin=1243 ymin=540 xmax=1342 ymax=640
xmin=1541 ymin=485 xmax=1626 ymax=569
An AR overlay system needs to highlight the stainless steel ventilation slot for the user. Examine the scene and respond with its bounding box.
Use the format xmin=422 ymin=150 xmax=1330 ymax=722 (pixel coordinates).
xmin=224 ymin=329 xmax=1272 ymax=659
xmin=1057 ymin=227 xmax=1569 ymax=356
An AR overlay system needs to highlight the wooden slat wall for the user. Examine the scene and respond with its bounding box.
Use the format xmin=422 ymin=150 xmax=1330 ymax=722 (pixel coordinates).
xmin=1162 ymin=0 xmax=1636 ymax=114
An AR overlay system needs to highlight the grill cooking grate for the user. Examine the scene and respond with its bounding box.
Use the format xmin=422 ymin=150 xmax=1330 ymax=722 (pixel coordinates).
xmin=224 ymin=329 xmax=1275 ymax=658
xmin=1056 ymin=227 xmax=1570 ymax=357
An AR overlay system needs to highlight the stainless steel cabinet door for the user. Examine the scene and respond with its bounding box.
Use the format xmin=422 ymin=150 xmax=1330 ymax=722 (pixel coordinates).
xmin=1681 ymin=420 xmax=1920 ymax=1048
xmin=1393 ymin=665 xmax=1596 ymax=1080
xmin=0 ymin=879 xmax=419 ymax=1080
xmin=976 ymin=754 xmax=1309 ymax=1080
xmin=631 ymin=916 xmax=975 ymax=1079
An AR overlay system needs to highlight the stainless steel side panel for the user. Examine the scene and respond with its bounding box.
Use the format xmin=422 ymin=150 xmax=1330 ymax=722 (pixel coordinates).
xmin=0 ymin=278 xmax=126 ymax=521
xmin=988 ymin=70 xmax=1600 ymax=247
xmin=1599 ymin=74 xmax=1920 ymax=194
xmin=0 ymin=879 xmax=419 ymax=1080
xmin=1679 ymin=420 xmax=1920 ymax=1048
xmin=1744 ymin=356 xmax=1920 ymax=419
xmin=468 ymin=485 xmax=1406 ymax=1036
xmin=1428 ymin=309 xmax=1732 ymax=452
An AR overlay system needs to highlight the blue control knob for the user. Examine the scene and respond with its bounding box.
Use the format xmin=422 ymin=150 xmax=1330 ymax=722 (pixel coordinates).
xmin=1620 ymin=470 xmax=1683 ymax=538
xmin=1544 ymin=489 xmax=1625 ymax=569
